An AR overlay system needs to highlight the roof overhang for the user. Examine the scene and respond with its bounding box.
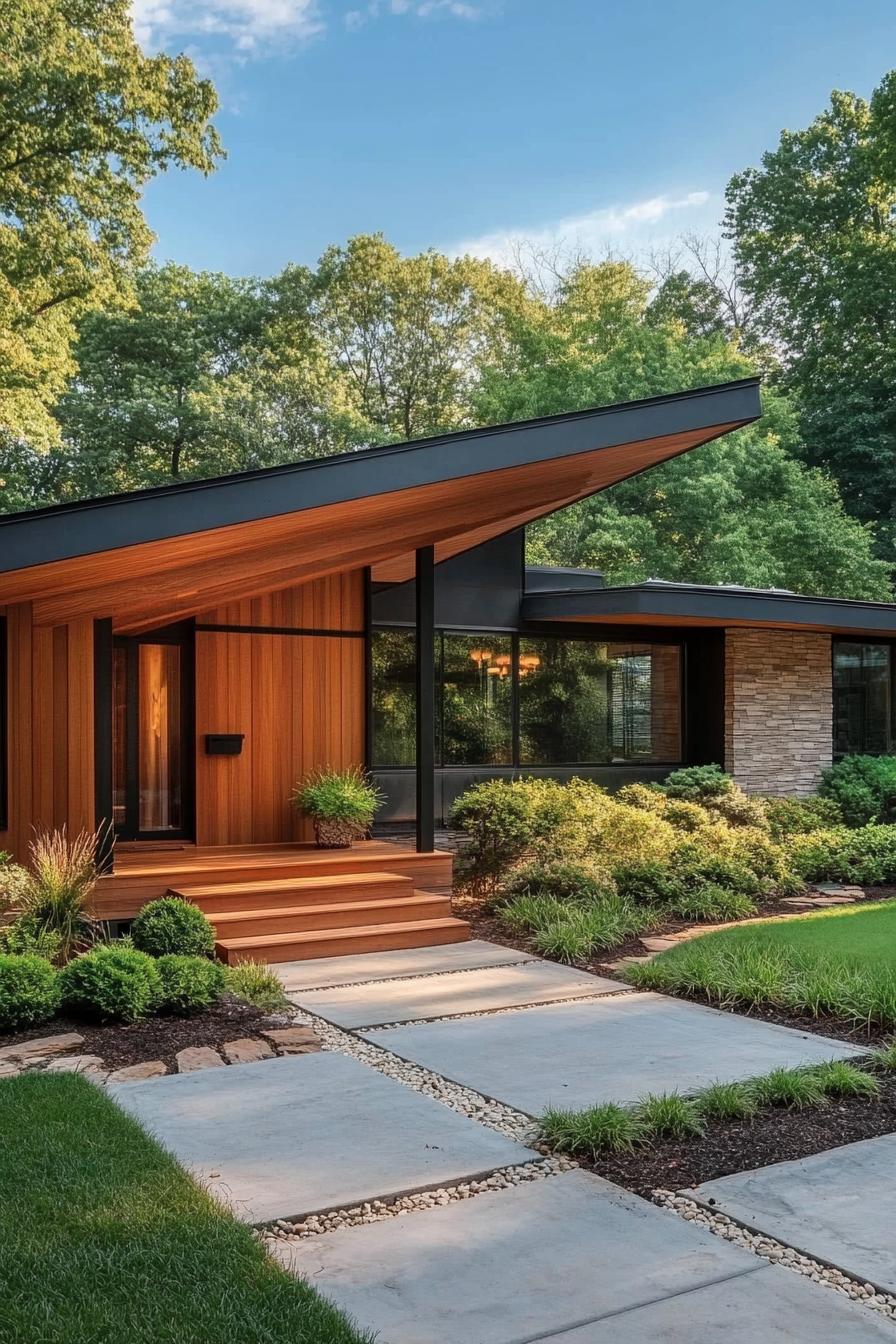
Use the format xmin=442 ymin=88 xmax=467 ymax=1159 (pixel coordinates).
xmin=522 ymin=581 xmax=896 ymax=638
xmin=0 ymin=378 xmax=760 ymax=631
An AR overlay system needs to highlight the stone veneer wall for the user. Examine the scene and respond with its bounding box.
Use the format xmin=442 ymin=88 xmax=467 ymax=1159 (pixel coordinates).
xmin=724 ymin=629 xmax=833 ymax=796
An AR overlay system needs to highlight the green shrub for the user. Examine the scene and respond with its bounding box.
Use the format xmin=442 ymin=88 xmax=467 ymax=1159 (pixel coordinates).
xmin=696 ymin=1080 xmax=757 ymax=1121
xmin=673 ymin=852 xmax=765 ymax=898
xmin=0 ymin=953 xmax=60 ymax=1029
xmin=791 ymin=824 xmax=896 ymax=885
xmin=131 ymin=897 xmax=216 ymax=958
xmin=155 ymin=955 xmax=225 ymax=1015
xmin=664 ymin=764 xmax=734 ymax=802
xmin=451 ymin=781 xmax=534 ymax=898
xmin=612 ymin=859 xmax=683 ymax=906
xmin=504 ymin=860 xmax=613 ymax=905
xmin=635 ymin=1091 xmax=705 ymax=1139
xmin=0 ymin=915 xmax=63 ymax=962
xmin=708 ymin=789 xmax=768 ymax=829
xmin=750 ymin=1067 xmax=827 ymax=1110
xmin=540 ymin=1103 xmax=645 ymax=1155
xmin=0 ymin=859 xmax=32 ymax=915
xmin=60 ymin=946 xmax=161 ymax=1023
xmin=763 ymin=794 xmax=844 ymax=841
xmin=819 ymin=755 xmax=896 ymax=827
xmin=223 ymin=960 xmax=287 ymax=1011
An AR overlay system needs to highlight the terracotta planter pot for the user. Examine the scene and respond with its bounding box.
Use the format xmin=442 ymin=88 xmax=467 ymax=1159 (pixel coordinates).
xmin=313 ymin=818 xmax=359 ymax=849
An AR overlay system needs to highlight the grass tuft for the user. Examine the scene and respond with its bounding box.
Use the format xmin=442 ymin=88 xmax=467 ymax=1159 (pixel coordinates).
xmin=806 ymin=1059 xmax=881 ymax=1099
xmin=869 ymin=1038 xmax=896 ymax=1072
xmin=540 ymin=1103 xmax=646 ymax=1156
xmin=224 ymin=960 xmax=289 ymax=1011
xmin=634 ymin=1091 xmax=705 ymax=1139
xmin=695 ymin=1080 xmax=758 ymax=1122
xmin=749 ymin=1066 xmax=826 ymax=1110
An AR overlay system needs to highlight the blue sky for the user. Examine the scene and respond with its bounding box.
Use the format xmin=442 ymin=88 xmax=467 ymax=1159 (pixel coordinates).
xmin=135 ymin=0 xmax=896 ymax=277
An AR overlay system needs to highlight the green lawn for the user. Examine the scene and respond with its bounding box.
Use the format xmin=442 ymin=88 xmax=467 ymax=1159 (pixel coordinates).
xmin=0 ymin=1072 xmax=372 ymax=1344
xmin=626 ymin=900 xmax=896 ymax=1029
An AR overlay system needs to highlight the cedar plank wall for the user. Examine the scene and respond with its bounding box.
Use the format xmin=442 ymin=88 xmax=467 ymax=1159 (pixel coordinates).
xmin=0 ymin=603 xmax=95 ymax=864
xmin=194 ymin=571 xmax=365 ymax=845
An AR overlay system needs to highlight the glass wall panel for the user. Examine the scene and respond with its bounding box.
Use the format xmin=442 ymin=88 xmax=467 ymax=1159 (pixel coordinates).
xmin=833 ymin=641 xmax=892 ymax=756
xmin=519 ymin=638 xmax=681 ymax=765
xmin=441 ymin=634 xmax=513 ymax=766
xmin=371 ymin=629 xmax=417 ymax=766
xmin=138 ymin=643 xmax=182 ymax=832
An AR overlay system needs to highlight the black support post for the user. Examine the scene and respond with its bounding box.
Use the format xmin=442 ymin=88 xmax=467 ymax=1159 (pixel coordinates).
xmin=93 ymin=618 xmax=115 ymax=874
xmin=415 ymin=545 xmax=436 ymax=853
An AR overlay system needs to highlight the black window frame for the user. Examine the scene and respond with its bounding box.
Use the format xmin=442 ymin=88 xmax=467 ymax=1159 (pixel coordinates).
xmin=369 ymin=623 xmax=684 ymax=771
xmin=832 ymin=637 xmax=896 ymax=760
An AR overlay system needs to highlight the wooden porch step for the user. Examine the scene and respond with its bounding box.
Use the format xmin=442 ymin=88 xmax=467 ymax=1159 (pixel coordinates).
xmin=209 ymin=892 xmax=452 ymax=938
xmin=216 ymin=917 xmax=471 ymax=965
xmin=171 ymin=871 xmax=415 ymax=914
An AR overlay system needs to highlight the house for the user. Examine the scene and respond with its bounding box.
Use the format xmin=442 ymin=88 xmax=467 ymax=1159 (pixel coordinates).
xmin=1 ymin=375 xmax=893 ymax=961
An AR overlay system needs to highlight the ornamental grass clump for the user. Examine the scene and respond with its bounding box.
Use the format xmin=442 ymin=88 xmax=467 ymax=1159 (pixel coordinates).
xmin=131 ymin=897 xmax=216 ymax=958
xmin=750 ymin=1066 xmax=826 ymax=1110
xmin=292 ymin=766 xmax=385 ymax=849
xmin=224 ymin=960 xmax=288 ymax=1011
xmin=634 ymin=1091 xmax=705 ymax=1140
xmin=696 ymin=1080 xmax=757 ymax=1122
xmin=807 ymin=1060 xmax=880 ymax=1099
xmin=14 ymin=826 xmax=101 ymax=963
xmin=870 ymin=1039 xmax=896 ymax=1072
xmin=540 ymin=1103 xmax=645 ymax=1156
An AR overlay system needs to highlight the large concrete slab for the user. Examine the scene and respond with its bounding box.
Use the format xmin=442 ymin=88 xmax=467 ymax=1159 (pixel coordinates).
xmin=364 ymin=993 xmax=861 ymax=1114
xmin=109 ymin=1053 xmax=531 ymax=1224
xmin=276 ymin=939 xmax=533 ymax=991
xmin=555 ymin=1265 xmax=896 ymax=1342
xmin=295 ymin=960 xmax=625 ymax=1027
xmin=691 ymin=1134 xmax=896 ymax=1295
xmin=273 ymin=1169 xmax=765 ymax=1343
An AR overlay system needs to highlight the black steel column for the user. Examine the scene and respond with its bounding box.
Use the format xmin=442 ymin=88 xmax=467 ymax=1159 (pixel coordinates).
xmin=93 ymin=618 xmax=115 ymax=873
xmin=415 ymin=545 xmax=435 ymax=853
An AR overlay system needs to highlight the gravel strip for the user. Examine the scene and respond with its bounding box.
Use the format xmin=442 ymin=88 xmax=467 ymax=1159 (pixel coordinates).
xmin=654 ymin=1190 xmax=896 ymax=1324
xmin=290 ymin=1004 xmax=539 ymax=1141
xmin=261 ymin=1156 xmax=574 ymax=1242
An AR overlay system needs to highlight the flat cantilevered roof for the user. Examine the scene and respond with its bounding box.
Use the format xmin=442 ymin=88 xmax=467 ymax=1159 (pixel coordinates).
xmin=522 ymin=578 xmax=896 ymax=637
xmin=0 ymin=377 xmax=760 ymax=631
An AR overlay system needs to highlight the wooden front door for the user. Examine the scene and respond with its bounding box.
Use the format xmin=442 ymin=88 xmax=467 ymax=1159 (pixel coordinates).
xmin=113 ymin=626 xmax=195 ymax=840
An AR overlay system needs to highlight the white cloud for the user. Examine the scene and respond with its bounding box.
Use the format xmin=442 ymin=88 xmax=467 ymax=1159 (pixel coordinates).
xmin=132 ymin=0 xmax=323 ymax=53
xmin=344 ymin=0 xmax=481 ymax=30
xmin=450 ymin=191 xmax=714 ymax=267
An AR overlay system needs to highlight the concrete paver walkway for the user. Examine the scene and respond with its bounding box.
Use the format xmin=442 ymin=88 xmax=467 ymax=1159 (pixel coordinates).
xmin=109 ymin=1051 xmax=531 ymax=1223
xmin=294 ymin=960 xmax=625 ymax=1028
xmin=691 ymin=1134 xmax=896 ymax=1295
xmin=272 ymin=1169 xmax=892 ymax=1343
xmin=363 ymin=991 xmax=862 ymax=1113
xmin=275 ymin=939 xmax=534 ymax=992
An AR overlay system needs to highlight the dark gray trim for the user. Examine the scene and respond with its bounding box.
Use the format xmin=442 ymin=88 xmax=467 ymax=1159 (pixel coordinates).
xmin=195 ymin=623 xmax=365 ymax=639
xmin=522 ymin=581 xmax=896 ymax=635
xmin=0 ymin=379 xmax=760 ymax=574
xmin=415 ymin=546 xmax=436 ymax=852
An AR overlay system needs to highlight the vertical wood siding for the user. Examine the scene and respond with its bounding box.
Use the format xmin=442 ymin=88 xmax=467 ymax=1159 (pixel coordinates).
xmin=194 ymin=572 xmax=366 ymax=844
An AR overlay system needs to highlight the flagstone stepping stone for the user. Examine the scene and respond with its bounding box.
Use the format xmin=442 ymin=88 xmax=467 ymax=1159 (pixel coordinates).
xmin=639 ymin=936 xmax=679 ymax=952
xmin=690 ymin=1133 xmax=896 ymax=1295
xmin=222 ymin=1037 xmax=274 ymax=1065
xmin=274 ymin=1168 xmax=888 ymax=1342
xmin=261 ymin=1026 xmax=322 ymax=1053
xmin=45 ymin=1054 xmax=106 ymax=1074
xmin=176 ymin=1045 xmax=225 ymax=1072
xmin=294 ymin=961 xmax=625 ymax=1029
xmin=276 ymin=940 xmax=535 ymax=993
xmin=108 ymin=1053 xmax=531 ymax=1224
xmin=0 ymin=1032 xmax=83 ymax=1063
xmin=0 ymin=1062 xmax=20 ymax=1078
xmin=363 ymin=993 xmax=862 ymax=1115
xmin=107 ymin=1060 xmax=167 ymax=1083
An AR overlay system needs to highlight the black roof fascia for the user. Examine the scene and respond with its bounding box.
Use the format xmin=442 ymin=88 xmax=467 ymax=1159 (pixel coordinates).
xmin=0 ymin=378 xmax=760 ymax=576
xmin=521 ymin=582 xmax=896 ymax=634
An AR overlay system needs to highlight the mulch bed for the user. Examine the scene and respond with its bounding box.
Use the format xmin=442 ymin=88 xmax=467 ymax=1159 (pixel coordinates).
xmin=570 ymin=1074 xmax=896 ymax=1199
xmin=0 ymin=995 xmax=285 ymax=1072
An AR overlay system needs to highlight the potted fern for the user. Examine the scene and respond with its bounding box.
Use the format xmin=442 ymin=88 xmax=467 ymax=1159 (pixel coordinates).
xmin=291 ymin=767 xmax=385 ymax=848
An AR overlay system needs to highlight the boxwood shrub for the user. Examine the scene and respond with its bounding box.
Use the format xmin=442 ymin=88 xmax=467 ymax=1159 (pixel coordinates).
xmin=155 ymin=955 xmax=225 ymax=1015
xmin=819 ymin=755 xmax=896 ymax=827
xmin=131 ymin=897 xmax=216 ymax=958
xmin=0 ymin=953 xmax=60 ymax=1030
xmin=60 ymin=946 xmax=162 ymax=1023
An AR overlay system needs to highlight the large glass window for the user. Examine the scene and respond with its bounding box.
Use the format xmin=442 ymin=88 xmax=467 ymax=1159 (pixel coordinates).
xmin=371 ymin=627 xmax=682 ymax=769
xmin=833 ymin=641 xmax=892 ymax=756
xmin=519 ymin=638 xmax=681 ymax=765
xmin=441 ymin=635 xmax=513 ymax=766
xmin=371 ymin=630 xmax=417 ymax=766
